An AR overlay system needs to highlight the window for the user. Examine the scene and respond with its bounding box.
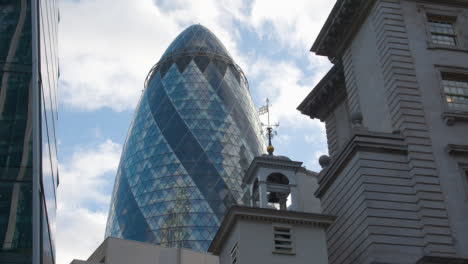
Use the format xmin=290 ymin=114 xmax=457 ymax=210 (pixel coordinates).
xmin=272 ymin=224 xmax=294 ymax=254
xmin=464 ymin=168 xmax=468 ymax=197
xmin=230 ymin=243 xmax=238 ymax=264
xmin=427 ymin=15 xmax=458 ymax=47
xmin=461 ymin=165 xmax=468 ymax=200
xmin=441 ymin=72 xmax=468 ymax=112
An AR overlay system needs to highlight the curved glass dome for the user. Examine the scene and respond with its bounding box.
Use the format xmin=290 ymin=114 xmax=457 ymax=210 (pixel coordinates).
xmin=160 ymin=24 xmax=232 ymax=62
xmin=105 ymin=25 xmax=265 ymax=252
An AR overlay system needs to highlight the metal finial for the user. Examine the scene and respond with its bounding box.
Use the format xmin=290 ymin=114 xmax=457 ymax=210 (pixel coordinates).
xmin=258 ymin=98 xmax=279 ymax=155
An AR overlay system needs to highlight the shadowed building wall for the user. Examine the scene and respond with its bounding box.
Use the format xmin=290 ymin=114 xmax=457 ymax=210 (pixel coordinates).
xmin=298 ymin=0 xmax=468 ymax=263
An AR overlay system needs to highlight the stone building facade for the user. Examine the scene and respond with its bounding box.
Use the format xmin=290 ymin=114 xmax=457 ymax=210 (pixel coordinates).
xmin=298 ymin=0 xmax=468 ymax=263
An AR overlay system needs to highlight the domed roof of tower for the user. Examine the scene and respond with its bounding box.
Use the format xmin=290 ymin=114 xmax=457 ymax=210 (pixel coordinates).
xmin=261 ymin=153 xmax=292 ymax=161
xmin=159 ymin=24 xmax=232 ymax=63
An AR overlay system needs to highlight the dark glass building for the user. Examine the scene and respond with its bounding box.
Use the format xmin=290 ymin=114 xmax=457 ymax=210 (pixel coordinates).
xmin=105 ymin=25 xmax=265 ymax=252
xmin=0 ymin=1 xmax=59 ymax=263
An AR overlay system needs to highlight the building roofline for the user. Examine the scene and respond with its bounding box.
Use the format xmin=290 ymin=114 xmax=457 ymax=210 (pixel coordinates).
xmin=208 ymin=206 xmax=335 ymax=254
xmin=311 ymin=0 xmax=468 ymax=61
xmin=311 ymin=0 xmax=375 ymax=61
xmin=297 ymin=63 xmax=346 ymax=121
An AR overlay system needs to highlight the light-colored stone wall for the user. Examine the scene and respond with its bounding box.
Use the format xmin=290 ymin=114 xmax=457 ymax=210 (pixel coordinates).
xmin=347 ymin=14 xmax=393 ymax=133
xmin=369 ymin=0 xmax=457 ymax=256
xmin=73 ymin=237 xmax=219 ymax=264
xmin=296 ymin=170 xmax=322 ymax=213
xmin=400 ymin=1 xmax=468 ymax=258
xmin=325 ymin=113 xmax=339 ymax=157
xmin=218 ymin=221 xmax=240 ymax=264
xmin=324 ymin=99 xmax=353 ymax=158
xmin=320 ymin=141 xmax=425 ymax=263
xmin=219 ymin=219 xmax=329 ymax=264
xmin=317 ymin=0 xmax=468 ymax=262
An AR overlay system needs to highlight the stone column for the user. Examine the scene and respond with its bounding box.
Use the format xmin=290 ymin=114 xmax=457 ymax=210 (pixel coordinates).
xmin=258 ymin=181 xmax=268 ymax=208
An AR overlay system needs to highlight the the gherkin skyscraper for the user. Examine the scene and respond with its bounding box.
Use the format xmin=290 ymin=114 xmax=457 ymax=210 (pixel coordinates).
xmin=105 ymin=25 xmax=265 ymax=252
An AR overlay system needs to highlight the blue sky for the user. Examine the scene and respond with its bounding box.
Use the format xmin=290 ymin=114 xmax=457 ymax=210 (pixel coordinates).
xmin=56 ymin=0 xmax=334 ymax=263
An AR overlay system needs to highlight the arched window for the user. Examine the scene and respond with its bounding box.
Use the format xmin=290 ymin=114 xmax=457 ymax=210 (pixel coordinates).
xmin=266 ymin=173 xmax=289 ymax=185
xmin=266 ymin=173 xmax=290 ymax=210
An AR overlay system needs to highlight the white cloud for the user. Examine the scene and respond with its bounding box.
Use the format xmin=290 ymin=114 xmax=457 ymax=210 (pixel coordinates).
xmin=59 ymin=0 xmax=334 ymax=112
xmin=304 ymin=135 xmax=314 ymax=143
xmin=304 ymin=128 xmax=327 ymax=144
xmin=59 ymin=0 xmax=247 ymax=112
xmin=251 ymin=58 xmax=327 ymax=132
xmin=58 ymin=140 xmax=121 ymax=207
xmin=56 ymin=207 xmax=107 ymax=264
xmin=275 ymin=134 xmax=291 ymax=144
xmin=57 ymin=140 xmax=122 ymax=264
xmin=248 ymin=0 xmax=335 ymax=54
xmin=59 ymin=0 xmax=176 ymax=111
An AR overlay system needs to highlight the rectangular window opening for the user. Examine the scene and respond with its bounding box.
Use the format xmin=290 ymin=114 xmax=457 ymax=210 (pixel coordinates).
xmin=441 ymin=72 xmax=468 ymax=112
xmin=461 ymin=166 xmax=468 ymax=200
xmin=273 ymin=225 xmax=294 ymax=254
xmin=465 ymin=169 xmax=468 ymax=185
xmin=427 ymin=14 xmax=458 ymax=47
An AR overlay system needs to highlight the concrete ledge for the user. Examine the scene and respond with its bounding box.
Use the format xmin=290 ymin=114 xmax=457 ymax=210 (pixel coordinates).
xmin=315 ymin=129 xmax=407 ymax=198
xmin=416 ymin=256 xmax=468 ymax=264
xmin=446 ymin=144 xmax=468 ymax=155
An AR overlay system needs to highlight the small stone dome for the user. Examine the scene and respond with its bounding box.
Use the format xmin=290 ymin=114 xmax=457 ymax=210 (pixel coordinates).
xmin=319 ymin=155 xmax=331 ymax=168
xmin=261 ymin=154 xmax=292 ymax=161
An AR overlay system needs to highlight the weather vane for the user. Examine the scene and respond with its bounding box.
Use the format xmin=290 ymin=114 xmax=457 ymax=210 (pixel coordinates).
xmin=258 ymin=98 xmax=279 ymax=155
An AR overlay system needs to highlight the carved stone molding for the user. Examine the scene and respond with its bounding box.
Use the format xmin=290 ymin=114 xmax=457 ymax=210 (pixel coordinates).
xmin=311 ymin=0 xmax=468 ymax=61
xmin=297 ymin=63 xmax=346 ymax=121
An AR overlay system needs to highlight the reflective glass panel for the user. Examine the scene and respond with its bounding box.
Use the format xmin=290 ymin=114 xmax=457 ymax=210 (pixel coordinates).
xmin=0 ymin=0 xmax=33 ymax=262
xmin=106 ymin=25 xmax=265 ymax=252
xmin=428 ymin=17 xmax=457 ymax=46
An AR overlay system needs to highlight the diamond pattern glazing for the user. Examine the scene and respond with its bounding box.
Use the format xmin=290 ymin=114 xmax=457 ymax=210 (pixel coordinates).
xmin=105 ymin=25 xmax=265 ymax=252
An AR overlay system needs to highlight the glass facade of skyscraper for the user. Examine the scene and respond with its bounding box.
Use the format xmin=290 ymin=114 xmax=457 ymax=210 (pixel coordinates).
xmin=105 ymin=25 xmax=265 ymax=252
xmin=0 ymin=1 xmax=58 ymax=263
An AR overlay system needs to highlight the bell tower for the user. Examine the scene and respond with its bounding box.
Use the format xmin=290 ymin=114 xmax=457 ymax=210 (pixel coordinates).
xmin=243 ymin=153 xmax=322 ymax=214
xmin=246 ymin=155 xmax=301 ymax=211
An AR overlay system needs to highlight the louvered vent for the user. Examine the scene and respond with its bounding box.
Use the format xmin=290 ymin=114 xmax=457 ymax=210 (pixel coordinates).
xmin=273 ymin=225 xmax=294 ymax=254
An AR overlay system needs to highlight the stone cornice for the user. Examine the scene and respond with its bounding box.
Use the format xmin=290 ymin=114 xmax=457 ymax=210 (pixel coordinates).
xmin=417 ymin=0 xmax=468 ymax=8
xmin=416 ymin=256 xmax=468 ymax=264
xmin=311 ymin=0 xmax=375 ymax=62
xmin=311 ymin=0 xmax=468 ymax=61
xmin=207 ymin=206 xmax=335 ymax=255
xmin=297 ymin=63 xmax=346 ymax=121
xmin=243 ymin=156 xmax=303 ymax=184
xmin=298 ymin=167 xmax=319 ymax=178
xmin=315 ymin=129 xmax=407 ymax=198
